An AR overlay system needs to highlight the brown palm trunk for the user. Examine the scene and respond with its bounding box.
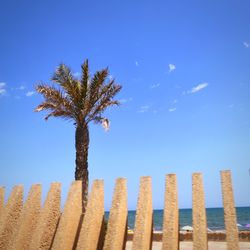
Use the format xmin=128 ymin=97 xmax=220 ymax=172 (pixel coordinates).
xmin=75 ymin=123 xmax=89 ymax=213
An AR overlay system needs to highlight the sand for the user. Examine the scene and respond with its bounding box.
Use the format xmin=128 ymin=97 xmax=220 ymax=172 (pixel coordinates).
xmin=125 ymin=241 xmax=250 ymax=250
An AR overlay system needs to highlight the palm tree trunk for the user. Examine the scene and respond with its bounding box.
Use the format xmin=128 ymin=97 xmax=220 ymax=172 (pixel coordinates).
xmin=75 ymin=123 xmax=89 ymax=213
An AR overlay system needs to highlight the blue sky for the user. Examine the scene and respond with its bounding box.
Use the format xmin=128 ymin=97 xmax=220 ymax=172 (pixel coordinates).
xmin=0 ymin=0 xmax=250 ymax=210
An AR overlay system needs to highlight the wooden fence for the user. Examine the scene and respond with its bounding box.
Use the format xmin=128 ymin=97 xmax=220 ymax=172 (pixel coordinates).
xmin=0 ymin=170 xmax=248 ymax=249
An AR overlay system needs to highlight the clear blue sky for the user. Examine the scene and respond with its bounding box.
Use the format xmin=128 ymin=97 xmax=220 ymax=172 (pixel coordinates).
xmin=0 ymin=0 xmax=250 ymax=210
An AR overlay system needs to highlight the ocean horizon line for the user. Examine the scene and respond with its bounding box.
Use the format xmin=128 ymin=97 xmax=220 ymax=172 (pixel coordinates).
xmin=105 ymin=205 xmax=250 ymax=213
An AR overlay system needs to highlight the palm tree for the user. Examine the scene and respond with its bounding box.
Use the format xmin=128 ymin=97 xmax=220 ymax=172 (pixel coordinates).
xmin=34 ymin=59 xmax=122 ymax=212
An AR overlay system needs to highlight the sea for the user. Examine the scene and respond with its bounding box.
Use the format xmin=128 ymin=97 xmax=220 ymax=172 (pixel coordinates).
xmin=105 ymin=207 xmax=250 ymax=231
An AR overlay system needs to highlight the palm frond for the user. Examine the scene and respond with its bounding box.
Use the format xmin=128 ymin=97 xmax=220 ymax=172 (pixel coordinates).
xmin=95 ymin=84 xmax=122 ymax=112
xmin=51 ymin=64 xmax=74 ymax=86
xmin=80 ymin=59 xmax=89 ymax=100
xmin=92 ymin=116 xmax=103 ymax=124
xmin=101 ymin=118 xmax=110 ymax=132
xmin=36 ymin=84 xmax=71 ymax=108
xmin=44 ymin=110 xmax=73 ymax=121
xmin=87 ymin=68 xmax=109 ymax=104
xmin=86 ymin=83 xmax=121 ymax=123
xmin=92 ymin=116 xmax=110 ymax=132
xmin=51 ymin=64 xmax=82 ymax=106
xmin=34 ymin=102 xmax=57 ymax=112
xmin=83 ymin=78 xmax=118 ymax=114
xmin=35 ymin=84 xmax=76 ymax=120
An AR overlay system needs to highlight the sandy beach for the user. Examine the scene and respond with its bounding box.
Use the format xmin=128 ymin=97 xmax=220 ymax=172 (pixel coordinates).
xmin=125 ymin=241 xmax=250 ymax=250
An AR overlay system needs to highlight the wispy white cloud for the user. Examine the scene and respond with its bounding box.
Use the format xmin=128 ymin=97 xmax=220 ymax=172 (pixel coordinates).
xmin=0 ymin=82 xmax=6 ymax=95
xmin=188 ymin=82 xmax=209 ymax=94
xmin=0 ymin=89 xmax=6 ymax=95
xmin=12 ymin=85 xmax=26 ymax=91
xmin=173 ymin=99 xmax=178 ymax=104
xmin=168 ymin=64 xmax=176 ymax=73
xmin=243 ymin=42 xmax=250 ymax=48
xmin=138 ymin=105 xmax=150 ymax=113
xmin=150 ymin=83 xmax=160 ymax=89
xmin=0 ymin=82 xmax=6 ymax=88
xmin=19 ymin=85 xmax=25 ymax=90
xmin=135 ymin=61 xmax=139 ymax=67
xmin=26 ymin=91 xmax=35 ymax=97
xmin=73 ymin=72 xmax=80 ymax=77
xmin=119 ymin=97 xmax=133 ymax=103
xmin=169 ymin=107 xmax=177 ymax=112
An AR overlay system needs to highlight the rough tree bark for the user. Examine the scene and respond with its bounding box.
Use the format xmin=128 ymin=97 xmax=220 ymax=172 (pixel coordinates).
xmin=75 ymin=123 xmax=89 ymax=213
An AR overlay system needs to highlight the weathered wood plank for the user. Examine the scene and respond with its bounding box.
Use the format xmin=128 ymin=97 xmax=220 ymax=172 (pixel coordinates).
xmin=0 ymin=185 xmax=23 ymax=249
xmin=221 ymin=170 xmax=239 ymax=250
xmin=30 ymin=182 xmax=61 ymax=250
xmin=192 ymin=173 xmax=208 ymax=250
xmin=104 ymin=178 xmax=127 ymax=250
xmin=9 ymin=184 xmax=41 ymax=250
xmin=132 ymin=176 xmax=153 ymax=250
xmin=76 ymin=180 xmax=104 ymax=250
xmin=0 ymin=186 xmax=4 ymax=219
xmin=162 ymin=174 xmax=179 ymax=250
xmin=52 ymin=181 xmax=82 ymax=250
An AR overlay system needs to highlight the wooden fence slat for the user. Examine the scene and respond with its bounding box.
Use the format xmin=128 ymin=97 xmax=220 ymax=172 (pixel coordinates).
xmin=8 ymin=184 xmax=42 ymax=250
xmin=132 ymin=176 xmax=153 ymax=250
xmin=52 ymin=181 xmax=82 ymax=250
xmin=76 ymin=180 xmax=104 ymax=250
xmin=104 ymin=178 xmax=127 ymax=250
xmin=0 ymin=186 xmax=4 ymax=219
xmin=0 ymin=185 xmax=23 ymax=249
xmin=192 ymin=173 xmax=208 ymax=250
xmin=30 ymin=182 xmax=61 ymax=250
xmin=162 ymin=174 xmax=179 ymax=250
xmin=221 ymin=170 xmax=239 ymax=250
